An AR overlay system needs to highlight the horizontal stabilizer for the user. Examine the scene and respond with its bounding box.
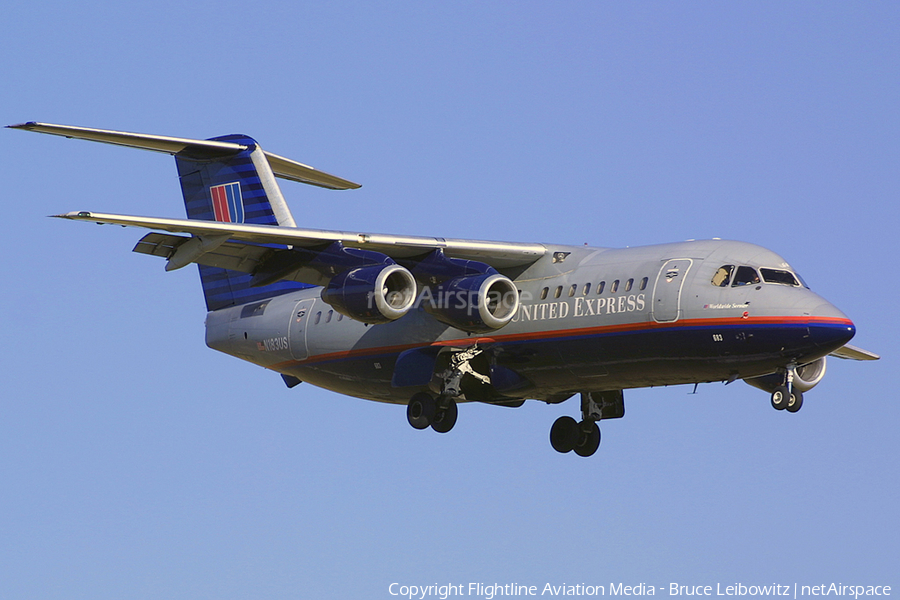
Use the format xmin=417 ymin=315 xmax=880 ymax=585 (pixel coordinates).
xmin=8 ymin=122 xmax=360 ymax=190
xmin=829 ymin=344 xmax=880 ymax=361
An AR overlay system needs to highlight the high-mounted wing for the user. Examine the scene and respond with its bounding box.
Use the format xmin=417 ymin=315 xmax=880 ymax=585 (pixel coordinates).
xmin=54 ymin=211 xmax=547 ymax=271
xmin=829 ymin=344 xmax=880 ymax=361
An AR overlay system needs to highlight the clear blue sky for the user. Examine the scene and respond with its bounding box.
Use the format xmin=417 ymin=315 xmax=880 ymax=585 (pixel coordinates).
xmin=2 ymin=2 xmax=897 ymax=598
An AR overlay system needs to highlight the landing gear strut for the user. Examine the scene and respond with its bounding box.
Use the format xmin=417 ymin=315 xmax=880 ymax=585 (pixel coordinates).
xmin=440 ymin=346 xmax=490 ymax=397
xmin=406 ymin=347 xmax=484 ymax=434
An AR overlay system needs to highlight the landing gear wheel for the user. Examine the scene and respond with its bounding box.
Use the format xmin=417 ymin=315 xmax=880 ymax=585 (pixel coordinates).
xmin=574 ymin=422 xmax=601 ymax=457
xmin=771 ymin=386 xmax=790 ymax=411
xmin=431 ymin=399 xmax=458 ymax=433
xmin=550 ymin=416 xmax=580 ymax=453
xmin=786 ymin=390 xmax=804 ymax=413
xmin=407 ymin=392 xmax=436 ymax=430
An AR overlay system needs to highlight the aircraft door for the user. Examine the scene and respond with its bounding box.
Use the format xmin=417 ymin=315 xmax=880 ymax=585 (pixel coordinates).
xmin=652 ymin=259 xmax=693 ymax=323
xmin=289 ymin=298 xmax=316 ymax=361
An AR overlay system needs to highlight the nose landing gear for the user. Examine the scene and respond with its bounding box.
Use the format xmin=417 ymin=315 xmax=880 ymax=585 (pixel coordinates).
xmin=770 ymin=385 xmax=803 ymax=412
xmin=770 ymin=365 xmax=804 ymax=413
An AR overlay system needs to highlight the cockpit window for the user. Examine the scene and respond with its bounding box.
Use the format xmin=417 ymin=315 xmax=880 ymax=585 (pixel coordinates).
xmin=711 ymin=265 xmax=734 ymax=287
xmin=732 ymin=266 xmax=760 ymax=287
xmin=760 ymin=268 xmax=800 ymax=286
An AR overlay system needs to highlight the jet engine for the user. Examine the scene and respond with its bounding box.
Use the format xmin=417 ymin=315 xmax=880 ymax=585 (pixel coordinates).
xmin=422 ymin=272 xmax=519 ymax=333
xmin=321 ymin=264 xmax=417 ymax=324
xmin=744 ymin=357 xmax=828 ymax=393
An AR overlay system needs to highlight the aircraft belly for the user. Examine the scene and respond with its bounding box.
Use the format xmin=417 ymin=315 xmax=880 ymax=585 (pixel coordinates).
xmin=506 ymin=325 xmax=808 ymax=392
xmin=289 ymin=323 xmax=795 ymax=402
xmin=292 ymin=360 xmax=405 ymax=404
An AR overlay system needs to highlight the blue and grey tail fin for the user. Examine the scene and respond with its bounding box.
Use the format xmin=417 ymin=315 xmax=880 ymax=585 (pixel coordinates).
xmin=174 ymin=134 xmax=309 ymax=310
xmin=176 ymin=134 xmax=298 ymax=227
xmin=7 ymin=123 xmax=360 ymax=312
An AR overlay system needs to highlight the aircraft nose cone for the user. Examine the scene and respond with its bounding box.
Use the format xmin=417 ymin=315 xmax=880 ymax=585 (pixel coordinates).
xmin=810 ymin=303 xmax=856 ymax=354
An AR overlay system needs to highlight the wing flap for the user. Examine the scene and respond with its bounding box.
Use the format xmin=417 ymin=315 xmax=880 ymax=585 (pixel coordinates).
xmin=134 ymin=232 xmax=275 ymax=275
xmin=133 ymin=232 xmax=181 ymax=259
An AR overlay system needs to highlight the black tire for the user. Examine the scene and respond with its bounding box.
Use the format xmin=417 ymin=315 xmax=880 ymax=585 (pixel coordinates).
xmin=771 ymin=386 xmax=789 ymax=411
xmin=574 ymin=422 xmax=601 ymax=457
xmin=407 ymin=392 xmax=436 ymax=430
xmin=431 ymin=399 xmax=458 ymax=433
xmin=786 ymin=390 xmax=804 ymax=413
xmin=550 ymin=416 xmax=579 ymax=453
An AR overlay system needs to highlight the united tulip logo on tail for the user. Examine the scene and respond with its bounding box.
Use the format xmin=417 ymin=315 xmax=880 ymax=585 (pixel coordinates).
xmin=210 ymin=182 xmax=244 ymax=223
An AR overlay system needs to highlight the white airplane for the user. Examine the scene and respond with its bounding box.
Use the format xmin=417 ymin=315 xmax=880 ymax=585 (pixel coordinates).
xmin=10 ymin=122 xmax=879 ymax=457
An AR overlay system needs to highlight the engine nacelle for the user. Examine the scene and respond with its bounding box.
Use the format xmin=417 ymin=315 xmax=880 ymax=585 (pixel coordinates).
xmin=321 ymin=264 xmax=417 ymax=324
xmin=744 ymin=357 xmax=828 ymax=394
xmin=422 ymin=272 xmax=519 ymax=333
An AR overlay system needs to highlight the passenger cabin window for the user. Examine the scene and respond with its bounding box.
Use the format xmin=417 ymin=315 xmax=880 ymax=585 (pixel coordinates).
xmin=554 ymin=286 xmax=563 ymax=298
xmin=639 ymin=277 xmax=648 ymax=291
xmin=711 ymin=265 xmax=734 ymax=287
xmin=540 ymin=287 xmax=549 ymax=300
xmin=611 ymin=280 xmax=619 ymax=293
xmin=583 ymin=283 xmax=592 ymax=295
xmin=625 ymin=278 xmax=633 ymax=292
xmin=569 ymin=284 xmax=577 ymax=297
xmin=596 ymin=281 xmax=605 ymax=294
xmin=760 ymin=268 xmax=800 ymax=286
xmin=732 ymin=266 xmax=760 ymax=287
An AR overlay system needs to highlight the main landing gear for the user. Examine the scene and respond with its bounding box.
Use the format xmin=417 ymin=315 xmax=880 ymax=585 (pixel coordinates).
xmin=407 ymin=392 xmax=458 ymax=433
xmin=549 ymin=391 xmax=620 ymax=458
xmin=406 ymin=347 xmax=486 ymax=434
xmin=550 ymin=416 xmax=601 ymax=457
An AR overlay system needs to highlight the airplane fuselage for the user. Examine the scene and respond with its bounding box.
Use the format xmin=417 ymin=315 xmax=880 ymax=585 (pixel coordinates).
xmin=206 ymin=239 xmax=854 ymax=405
